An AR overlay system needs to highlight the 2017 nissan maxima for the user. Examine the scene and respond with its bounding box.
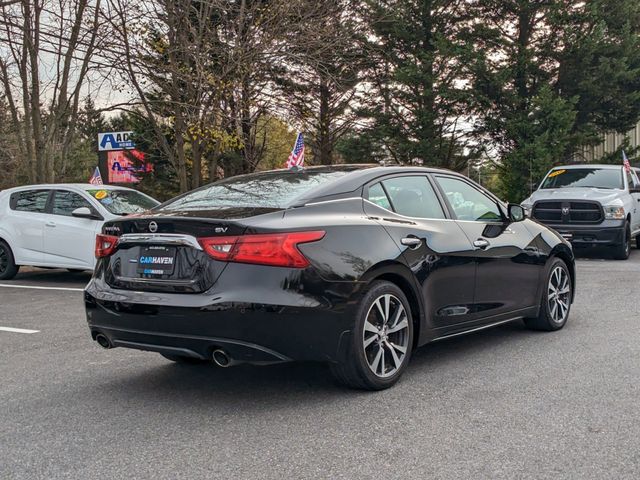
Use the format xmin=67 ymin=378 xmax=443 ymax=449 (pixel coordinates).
xmin=85 ymin=165 xmax=575 ymax=390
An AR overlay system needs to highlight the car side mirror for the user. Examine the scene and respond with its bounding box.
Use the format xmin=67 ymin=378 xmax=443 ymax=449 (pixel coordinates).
xmin=508 ymin=204 xmax=526 ymax=222
xmin=72 ymin=207 xmax=101 ymax=220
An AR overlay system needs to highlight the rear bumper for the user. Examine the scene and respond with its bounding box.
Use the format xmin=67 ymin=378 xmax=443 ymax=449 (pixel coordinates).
xmin=84 ymin=275 xmax=362 ymax=364
xmin=543 ymin=221 xmax=625 ymax=247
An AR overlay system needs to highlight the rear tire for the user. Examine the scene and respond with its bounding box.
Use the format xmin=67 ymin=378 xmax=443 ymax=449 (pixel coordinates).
xmin=0 ymin=240 xmax=19 ymax=280
xmin=330 ymin=281 xmax=413 ymax=390
xmin=612 ymin=222 xmax=631 ymax=260
xmin=525 ymin=258 xmax=572 ymax=331
xmin=160 ymin=353 xmax=209 ymax=364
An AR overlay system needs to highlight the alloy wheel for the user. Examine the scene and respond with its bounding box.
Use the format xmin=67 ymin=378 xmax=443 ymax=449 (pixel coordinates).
xmin=547 ymin=266 xmax=570 ymax=324
xmin=362 ymin=293 xmax=410 ymax=378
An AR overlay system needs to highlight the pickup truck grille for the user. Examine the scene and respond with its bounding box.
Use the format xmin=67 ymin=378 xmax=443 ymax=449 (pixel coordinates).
xmin=532 ymin=201 xmax=603 ymax=224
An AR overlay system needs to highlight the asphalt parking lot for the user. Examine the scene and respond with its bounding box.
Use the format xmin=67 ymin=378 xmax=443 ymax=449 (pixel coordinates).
xmin=1 ymin=252 xmax=639 ymax=480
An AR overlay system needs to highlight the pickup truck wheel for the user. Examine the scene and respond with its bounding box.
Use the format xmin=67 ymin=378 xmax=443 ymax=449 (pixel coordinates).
xmin=612 ymin=222 xmax=631 ymax=260
xmin=0 ymin=240 xmax=19 ymax=280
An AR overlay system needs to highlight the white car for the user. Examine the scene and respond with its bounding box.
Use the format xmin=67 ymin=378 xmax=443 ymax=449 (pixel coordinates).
xmin=521 ymin=164 xmax=640 ymax=259
xmin=0 ymin=184 xmax=159 ymax=279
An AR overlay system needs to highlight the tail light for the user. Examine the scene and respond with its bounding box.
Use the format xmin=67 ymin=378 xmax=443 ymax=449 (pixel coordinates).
xmin=198 ymin=231 xmax=325 ymax=268
xmin=95 ymin=234 xmax=119 ymax=258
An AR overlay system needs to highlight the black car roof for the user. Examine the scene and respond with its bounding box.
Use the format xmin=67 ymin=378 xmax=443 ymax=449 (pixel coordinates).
xmin=284 ymin=164 xmax=459 ymax=206
xmin=158 ymin=164 xmax=463 ymax=211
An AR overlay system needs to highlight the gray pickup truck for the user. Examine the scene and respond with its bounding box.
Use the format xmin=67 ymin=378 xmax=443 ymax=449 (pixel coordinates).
xmin=521 ymin=164 xmax=640 ymax=259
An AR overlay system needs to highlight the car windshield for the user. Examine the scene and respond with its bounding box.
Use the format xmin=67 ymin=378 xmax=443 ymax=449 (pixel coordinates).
xmin=540 ymin=168 xmax=623 ymax=190
xmin=86 ymin=189 xmax=158 ymax=215
xmin=161 ymin=169 xmax=353 ymax=211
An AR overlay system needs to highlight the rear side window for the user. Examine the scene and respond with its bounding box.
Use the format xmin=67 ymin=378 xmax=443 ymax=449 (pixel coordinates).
xmin=367 ymin=176 xmax=445 ymax=219
xmin=52 ymin=191 xmax=93 ymax=216
xmin=367 ymin=183 xmax=392 ymax=210
xmin=10 ymin=190 xmax=49 ymax=213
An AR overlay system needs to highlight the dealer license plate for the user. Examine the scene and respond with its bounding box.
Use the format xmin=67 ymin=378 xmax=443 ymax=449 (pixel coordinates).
xmin=136 ymin=246 xmax=176 ymax=276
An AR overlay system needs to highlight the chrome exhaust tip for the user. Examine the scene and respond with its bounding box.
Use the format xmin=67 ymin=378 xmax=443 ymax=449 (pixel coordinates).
xmin=95 ymin=333 xmax=112 ymax=349
xmin=212 ymin=349 xmax=232 ymax=367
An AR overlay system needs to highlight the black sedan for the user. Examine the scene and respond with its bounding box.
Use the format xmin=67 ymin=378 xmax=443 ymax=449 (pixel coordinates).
xmin=85 ymin=165 xmax=575 ymax=390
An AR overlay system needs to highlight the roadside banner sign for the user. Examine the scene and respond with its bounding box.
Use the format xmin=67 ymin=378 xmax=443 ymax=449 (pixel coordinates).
xmin=98 ymin=131 xmax=135 ymax=151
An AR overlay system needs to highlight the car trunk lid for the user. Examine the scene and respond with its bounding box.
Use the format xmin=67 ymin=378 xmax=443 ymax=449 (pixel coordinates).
xmin=102 ymin=208 xmax=281 ymax=293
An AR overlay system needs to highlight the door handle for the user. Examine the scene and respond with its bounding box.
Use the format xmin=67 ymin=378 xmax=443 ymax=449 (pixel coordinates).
xmin=401 ymin=237 xmax=422 ymax=248
xmin=473 ymin=238 xmax=490 ymax=249
xmin=45 ymin=221 xmax=56 ymax=227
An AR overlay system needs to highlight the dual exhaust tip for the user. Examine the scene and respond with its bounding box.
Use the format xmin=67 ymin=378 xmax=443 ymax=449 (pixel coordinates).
xmin=212 ymin=349 xmax=232 ymax=367
xmin=94 ymin=333 xmax=233 ymax=367
xmin=95 ymin=333 xmax=112 ymax=349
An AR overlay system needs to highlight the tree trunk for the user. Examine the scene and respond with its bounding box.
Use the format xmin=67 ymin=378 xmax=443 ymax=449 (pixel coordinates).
xmin=192 ymin=138 xmax=202 ymax=188
xmin=174 ymin=110 xmax=189 ymax=193
xmin=318 ymin=77 xmax=332 ymax=165
xmin=419 ymin=0 xmax=436 ymax=164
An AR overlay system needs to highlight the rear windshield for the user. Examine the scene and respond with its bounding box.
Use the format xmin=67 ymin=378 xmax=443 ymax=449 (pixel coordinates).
xmin=161 ymin=170 xmax=352 ymax=211
xmin=87 ymin=189 xmax=158 ymax=215
xmin=540 ymin=168 xmax=623 ymax=190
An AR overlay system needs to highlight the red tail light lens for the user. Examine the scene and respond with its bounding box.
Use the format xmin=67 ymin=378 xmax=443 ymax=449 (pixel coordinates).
xmin=198 ymin=231 xmax=325 ymax=268
xmin=95 ymin=234 xmax=119 ymax=258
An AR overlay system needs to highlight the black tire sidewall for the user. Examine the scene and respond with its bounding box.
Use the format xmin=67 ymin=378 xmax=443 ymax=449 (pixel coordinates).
xmin=350 ymin=281 xmax=414 ymax=389
xmin=624 ymin=224 xmax=631 ymax=257
xmin=0 ymin=240 xmax=18 ymax=280
xmin=540 ymin=258 xmax=571 ymax=330
xmin=614 ymin=222 xmax=631 ymax=260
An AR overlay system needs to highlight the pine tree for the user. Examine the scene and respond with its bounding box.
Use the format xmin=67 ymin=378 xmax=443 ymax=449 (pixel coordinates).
xmin=471 ymin=0 xmax=640 ymax=201
xmin=357 ymin=0 xmax=479 ymax=169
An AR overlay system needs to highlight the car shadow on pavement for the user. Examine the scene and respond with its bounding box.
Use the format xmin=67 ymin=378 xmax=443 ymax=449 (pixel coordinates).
xmin=10 ymin=267 xmax=92 ymax=286
xmin=89 ymin=320 xmax=548 ymax=404
xmin=573 ymin=246 xmax=638 ymax=260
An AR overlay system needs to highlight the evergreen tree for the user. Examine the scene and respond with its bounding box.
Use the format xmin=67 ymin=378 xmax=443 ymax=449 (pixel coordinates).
xmin=78 ymin=98 xmax=108 ymax=151
xmin=471 ymin=0 xmax=640 ymax=201
xmin=357 ymin=0 xmax=479 ymax=169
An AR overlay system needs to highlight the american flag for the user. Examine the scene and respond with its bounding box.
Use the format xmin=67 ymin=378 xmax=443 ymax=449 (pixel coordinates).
xmin=623 ymin=150 xmax=631 ymax=173
xmin=89 ymin=166 xmax=103 ymax=185
xmin=286 ymin=133 xmax=305 ymax=169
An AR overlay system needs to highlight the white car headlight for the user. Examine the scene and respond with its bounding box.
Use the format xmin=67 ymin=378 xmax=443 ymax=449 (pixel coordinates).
xmin=521 ymin=202 xmax=533 ymax=217
xmin=603 ymin=205 xmax=625 ymax=220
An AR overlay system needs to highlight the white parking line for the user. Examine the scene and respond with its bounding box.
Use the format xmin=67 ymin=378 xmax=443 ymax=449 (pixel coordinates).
xmin=0 ymin=283 xmax=84 ymax=292
xmin=0 ymin=326 xmax=40 ymax=334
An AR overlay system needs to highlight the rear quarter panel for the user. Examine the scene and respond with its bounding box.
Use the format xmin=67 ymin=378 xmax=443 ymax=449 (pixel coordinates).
xmin=0 ymin=191 xmax=20 ymax=261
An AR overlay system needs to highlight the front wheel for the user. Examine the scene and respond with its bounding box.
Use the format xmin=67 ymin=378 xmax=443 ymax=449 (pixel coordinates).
xmin=525 ymin=258 xmax=572 ymax=331
xmin=612 ymin=222 xmax=631 ymax=260
xmin=0 ymin=240 xmax=19 ymax=280
xmin=331 ymin=281 xmax=413 ymax=390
